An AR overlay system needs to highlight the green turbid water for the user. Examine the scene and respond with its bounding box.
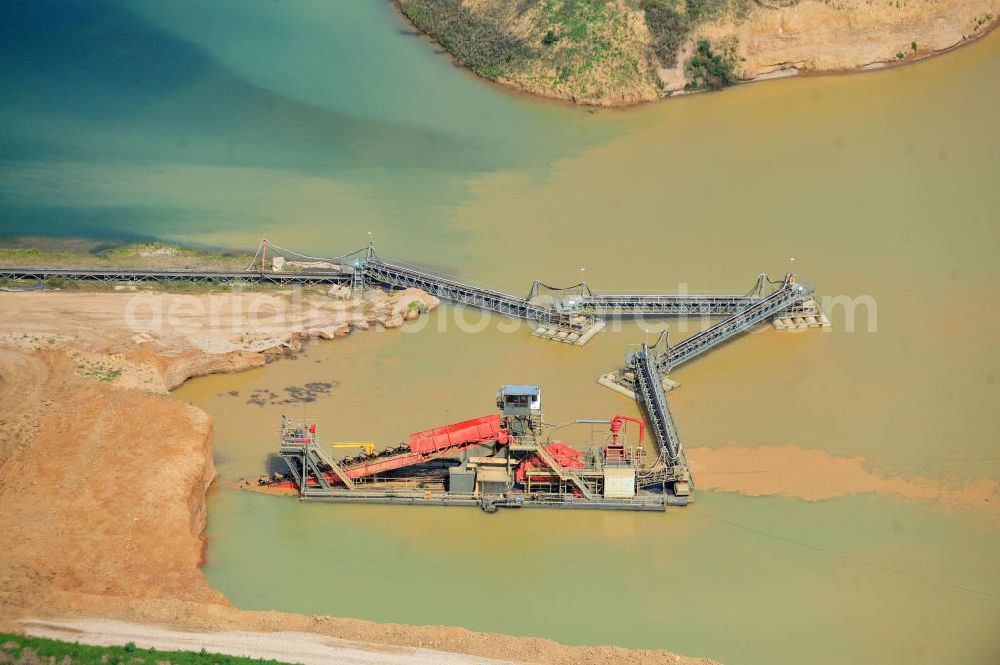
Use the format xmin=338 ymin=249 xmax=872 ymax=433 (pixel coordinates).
xmin=2 ymin=1 xmax=999 ymax=663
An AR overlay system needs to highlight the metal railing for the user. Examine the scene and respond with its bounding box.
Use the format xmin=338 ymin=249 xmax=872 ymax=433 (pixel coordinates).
xmin=0 ymin=267 xmax=351 ymax=286
xmin=632 ymin=344 xmax=682 ymax=467
xmin=580 ymin=294 xmax=760 ymax=315
xmin=658 ymin=275 xmax=811 ymax=373
xmin=363 ymin=257 xmax=590 ymax=330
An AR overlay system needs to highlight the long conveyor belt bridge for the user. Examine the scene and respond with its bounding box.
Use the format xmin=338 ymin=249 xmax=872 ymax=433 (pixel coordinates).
xmin=0 ymin=240 xmax=813 ymax=341
xmin=2 ymin=239 xmax=826 ymax=507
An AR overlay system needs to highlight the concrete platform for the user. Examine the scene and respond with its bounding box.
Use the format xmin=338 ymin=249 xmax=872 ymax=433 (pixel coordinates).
xmin=533 ymin=319 xmax=605 ymax=346
xmin=773 ymin=298 xmax=831 ymax=331
xmin=597 ymin=372 xmax=679 ymax=400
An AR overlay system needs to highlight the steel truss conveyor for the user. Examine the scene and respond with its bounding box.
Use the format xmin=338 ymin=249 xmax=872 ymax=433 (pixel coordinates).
xmin=579 ymin=294 xmax=758 ymax=316
xmin=630 ymin=343 xmax=690 ymax=492
xmin=2 ymin=241 xmax=810 ymax=339
xmin=0 ymin=267 xmax=351 ymax=287
xmin=351 ymin=244 xmax=811 ymax=334
xmin=658 ymin=273 xmax=811 ymax=373
xmin=361 ymin=254 xmax=589 ymax=331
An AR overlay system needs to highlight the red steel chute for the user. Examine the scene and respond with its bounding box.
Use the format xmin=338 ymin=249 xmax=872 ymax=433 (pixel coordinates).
xmin=409 ymin=414 xmax=503 ymax=454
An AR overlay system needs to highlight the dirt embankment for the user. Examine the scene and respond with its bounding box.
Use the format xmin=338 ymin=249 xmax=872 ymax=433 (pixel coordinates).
xmin=699 ymin=0 xmax=999 ymax=82
xmin=0 ymin=287 xmax=713 ymax=665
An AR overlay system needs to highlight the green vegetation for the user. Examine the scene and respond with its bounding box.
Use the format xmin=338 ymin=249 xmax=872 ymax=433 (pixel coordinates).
xmin=0 ymin=240 xmax=311 ymax=294
xmin=398 ymin=0 xmax=529 ymax=78
xmin=642 ymin=0 xmax=749 ymax=69
xmin=396 ymin=0 xmax=757 ymax=100
xmin=76 ymin=357 xmax=123 ymax=382
xmin=896 ymin=51 xmax=905 ymax=59
xmin=538 ymin=0 xmax=645 ymax=91
xmin=398 ymin=0 xmax=658 ymax=103
xmin=0 ymin=241 xmax=253 ymax=272
xmin=641 ymin=0 xmax=690 ymax=67
xmin=684 ymin=38 xmax=738 ymax=89
xmin=0 ymin=633 xmax=298 ymax=665
xmin=684 ymin=0 xmax=730 ymax=24
xmin=911 ymin=41 xmax=917 ymax=51
xmin=0 ymin=247 xmax=82 ymax=263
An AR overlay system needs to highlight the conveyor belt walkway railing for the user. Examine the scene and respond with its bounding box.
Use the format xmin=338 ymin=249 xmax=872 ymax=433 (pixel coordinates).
xmin=657 ymin=273 xmax=812 ymax=374
xmin=1 ymin=241 xmax=811 ymax=339
xmin=0 ymin=267 xmax=352 ymax=286
xmin=580 ymin=294 xmax=758 ymax=316
xmin=633 ymin=343 xmax=682 ymax=468
xmin=361 ymin=253 xmax=589 ymax=330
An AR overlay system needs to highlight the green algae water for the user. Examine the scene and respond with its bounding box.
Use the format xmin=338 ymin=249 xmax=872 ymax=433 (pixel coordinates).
xmin=3 ymin=1 xmax=999 ymax=663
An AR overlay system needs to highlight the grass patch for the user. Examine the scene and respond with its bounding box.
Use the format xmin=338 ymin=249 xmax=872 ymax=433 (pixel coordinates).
xmin=0 ymin=241 xmax=254 ymax=272
xmin=640 ymin=0 xmax=748 ymax=72
xmin=77 ymin=358 xmax=123 ymax=382
xmin=398 ymin=0 xmax=658 ymax=103
xmin=641 ymin=0 xmax=737 ymax=69
xmin=684 ymin=0 xmax=730 ymax=24
xmin=541 ymin=0 xmax=613 ymax=43
xmin=398 ymin=0 xmax=529 ymax=78
xmin=0 ymin=633 xmax=300 ymax=665
xmin=641 ymin=0 xmax=690 ymax=68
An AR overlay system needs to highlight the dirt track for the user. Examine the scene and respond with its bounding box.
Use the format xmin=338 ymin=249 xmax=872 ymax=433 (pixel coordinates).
xmin=21 ymin=619 xmax=515 ymax=665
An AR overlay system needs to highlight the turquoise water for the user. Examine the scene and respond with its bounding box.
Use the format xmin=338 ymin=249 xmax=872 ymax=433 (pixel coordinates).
xmin=3 ymin=1 xmax=1000 ymax=663
xmin=0 ymin=0 xmax=617 ymax=248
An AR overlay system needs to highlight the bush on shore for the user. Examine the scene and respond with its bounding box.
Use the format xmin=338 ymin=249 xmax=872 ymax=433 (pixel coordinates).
xmin=641 ymin=0 xmax=743 ymax=78
xmin=684 ymin=38 xmax=738 ymax=89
